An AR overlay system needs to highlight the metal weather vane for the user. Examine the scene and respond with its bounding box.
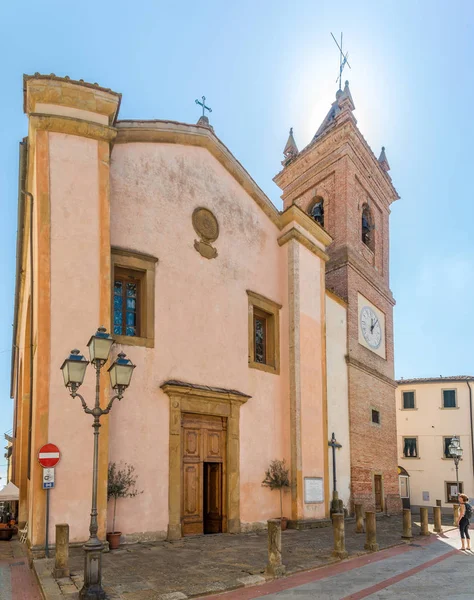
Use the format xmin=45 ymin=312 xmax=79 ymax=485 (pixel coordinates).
xmin=195 ymin=95 xmax=212 ymax=117
xmin=331 ymin=32 xmax=351 ymax=90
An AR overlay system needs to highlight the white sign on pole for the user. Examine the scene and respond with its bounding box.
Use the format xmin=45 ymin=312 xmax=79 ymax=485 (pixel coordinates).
xmin=43 ymin=467 xmax=55 ymax=489
xmin=304 ymin=477 xmax=324 ymax=504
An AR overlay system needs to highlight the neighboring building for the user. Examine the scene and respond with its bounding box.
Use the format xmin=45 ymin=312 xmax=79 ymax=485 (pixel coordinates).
xmin=10 ymin=74 xmax=400 ymax=552
xmin=396 ymin=376 xmax=474 ymax=512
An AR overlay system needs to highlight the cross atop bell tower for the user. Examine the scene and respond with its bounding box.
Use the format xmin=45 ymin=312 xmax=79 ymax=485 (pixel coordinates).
xmin=331 ymin=32 xmax=351 ymax=91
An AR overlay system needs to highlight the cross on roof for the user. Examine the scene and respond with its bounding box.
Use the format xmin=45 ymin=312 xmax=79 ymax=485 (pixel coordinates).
xmin=195 ymin=96 xmax=212 ymax=117
xmin=331 ymin=32 xmax=351 ymax=90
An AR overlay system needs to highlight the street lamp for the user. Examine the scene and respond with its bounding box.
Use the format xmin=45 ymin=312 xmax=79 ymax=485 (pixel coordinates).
xmin=328 ymin=432 xmax=342 ymax=515
xmin=60 ymin=327 xmax=136 ymax=600
xmin=448 ymin=435 xmax=463 ymax=497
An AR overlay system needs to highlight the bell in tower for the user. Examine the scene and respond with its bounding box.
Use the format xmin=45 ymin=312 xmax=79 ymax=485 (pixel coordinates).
xmin=310 ymin=198 xmax=324 ymax=227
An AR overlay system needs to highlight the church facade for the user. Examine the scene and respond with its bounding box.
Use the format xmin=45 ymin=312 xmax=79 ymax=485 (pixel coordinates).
xmin=10 ymin=74 xmax=400 ymax=551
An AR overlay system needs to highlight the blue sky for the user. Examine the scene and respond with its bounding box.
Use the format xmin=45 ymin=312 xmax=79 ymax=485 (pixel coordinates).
xmin=1 ymin=1 xmax=473 ymax=482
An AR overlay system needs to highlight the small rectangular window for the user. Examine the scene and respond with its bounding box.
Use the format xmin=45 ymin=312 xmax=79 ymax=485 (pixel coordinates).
xmin=372 ymin=409 xmax=380 ymax=424
xmin=111 ymin=248 xmax=157 ymax=348
xmin=446 ymin=481 xmax=464 ymax=503
xmin=443 ymin=389 xmax=457 ymax=408
xmin=403 ymin=437 xmax=418 ymax=458
xmin=444 ymin=437 xmax=453 ymax=459
xmin=247 ymin=291 xmax=281 ymax=374
xmin=402 ymin=391 xmax=415 ymax=409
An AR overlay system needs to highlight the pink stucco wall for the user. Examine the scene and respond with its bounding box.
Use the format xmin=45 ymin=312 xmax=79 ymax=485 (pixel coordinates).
xmin=48 ymin=132 xmax=101 ymax=542
xmin=299 ymin=246 xmax=326 ymax=519
xmin=108 ymin=143 xmax=291 ymax=534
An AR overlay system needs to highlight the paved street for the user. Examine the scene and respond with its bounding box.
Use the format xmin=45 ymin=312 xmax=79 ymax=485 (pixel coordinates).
xmin=212 ymin=528 xmax=472 ymax=600
xmin=0 ymin=539 xmax=42 ymax=600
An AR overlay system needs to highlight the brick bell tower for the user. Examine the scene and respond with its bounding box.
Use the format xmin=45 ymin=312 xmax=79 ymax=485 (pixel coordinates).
xmin=274 ymin=81 xmax=401 ymax=514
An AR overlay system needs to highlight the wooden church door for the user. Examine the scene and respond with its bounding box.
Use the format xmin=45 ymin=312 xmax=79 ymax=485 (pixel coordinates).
xmin=181 ymin=413 xmax=226 ymax=536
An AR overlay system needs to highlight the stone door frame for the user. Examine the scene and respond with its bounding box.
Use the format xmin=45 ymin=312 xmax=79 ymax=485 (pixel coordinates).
xmin=161 ymin=381 xmax=250 ymax=540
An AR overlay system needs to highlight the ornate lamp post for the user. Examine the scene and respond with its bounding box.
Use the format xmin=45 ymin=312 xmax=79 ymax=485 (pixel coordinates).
xmin=60 ymin=327 xmax=135 ymax=600
xmin=328 ymin=432 xmax=342 ymax=515
xmin=448 ymin=435 xmax=463 ymax=497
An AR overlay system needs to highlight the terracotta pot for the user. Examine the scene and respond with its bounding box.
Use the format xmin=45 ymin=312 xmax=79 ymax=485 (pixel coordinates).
xmin=106 ymin=532 xmax=121 ymax=550
xmin=280 ymin=517 xmax=288 ymax=531
xmin=0 ymin=528 xmax=14 ymax=541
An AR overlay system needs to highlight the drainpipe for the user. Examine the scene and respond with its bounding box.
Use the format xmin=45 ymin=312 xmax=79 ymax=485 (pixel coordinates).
xmin=21 ymin=188 xmax=34 ymax=480
xmin=467 ymin=381 xmax=474 ymax=477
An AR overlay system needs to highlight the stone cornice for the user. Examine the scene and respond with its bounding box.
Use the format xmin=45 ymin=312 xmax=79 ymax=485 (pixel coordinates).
xmin=326 ymin=246 xmax=395 ymax=306
xmin=116 ymin=120 xmax=282 ymax=228
xmin=24 ymin=74 xmax=121 ymax=124
xmin=278 ymin=227 xmax=330 ymax=262
xmin=346 ymin=355 xmax=397 ymax=388
xmin=280 ymin=204 xmax=332 ymax=247
xmin=326 ymin=288 xmax=348 ymax=308
xmin=160 ymin=380 xmax=251 ymax=403
xmin=30 ymin=114 xmax=117 ymax=142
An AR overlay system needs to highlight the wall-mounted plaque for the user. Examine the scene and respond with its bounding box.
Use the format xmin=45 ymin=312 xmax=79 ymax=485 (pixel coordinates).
xmin=304 ymin=477 xmax=324 ymax=504
xmin=192 ymin=207 xmax=219 ymax=259
xmin=422 ymin=491 xmax=430 ymax=502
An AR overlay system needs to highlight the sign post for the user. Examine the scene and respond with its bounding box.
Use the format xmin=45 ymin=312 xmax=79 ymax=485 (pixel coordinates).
xmin=38 ymin=444 xmax=60 ymax=558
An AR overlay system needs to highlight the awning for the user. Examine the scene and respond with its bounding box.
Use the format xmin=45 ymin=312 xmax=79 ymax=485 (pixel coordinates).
xmin=0 ymin=482 xmax=19 ymax=501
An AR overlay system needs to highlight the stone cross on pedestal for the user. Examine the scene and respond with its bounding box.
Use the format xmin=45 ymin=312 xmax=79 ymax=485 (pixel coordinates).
xmin=328 ymin=432 xmax=342 ymax=514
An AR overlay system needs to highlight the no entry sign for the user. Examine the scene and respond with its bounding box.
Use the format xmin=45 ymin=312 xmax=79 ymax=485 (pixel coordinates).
xmin=38 ymin=443 xmax=60 ymax=468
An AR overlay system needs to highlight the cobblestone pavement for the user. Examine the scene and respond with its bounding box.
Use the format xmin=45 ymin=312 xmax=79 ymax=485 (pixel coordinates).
xmin=0 ymin=538 xmax=42 ymax=600
xmin=35 ymin=514 xmax=455 ymax=599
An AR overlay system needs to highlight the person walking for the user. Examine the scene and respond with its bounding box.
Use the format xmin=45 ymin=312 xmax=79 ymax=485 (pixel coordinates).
xmin=457 ymin=493 xmax=472 ymax=551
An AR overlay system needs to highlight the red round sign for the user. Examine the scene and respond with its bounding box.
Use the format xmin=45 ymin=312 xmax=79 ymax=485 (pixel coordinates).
xmin=38 ymin=443 xmax=60 ymax=468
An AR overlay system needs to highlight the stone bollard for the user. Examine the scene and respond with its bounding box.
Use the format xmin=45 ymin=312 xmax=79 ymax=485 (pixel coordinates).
xmin=332 ymin=513 xmax=348 ymax=559
xmin=355 ymin=503 xmax=364 ymax=533
xmin=401 ymin=508 xmax=413 ymax=540
xmin=265 ymin=519 xmax=286 ymax=577
xmin=420 ymin=507 xmax=429 ymax=536
xmin=364 ymin=511 xmax=379 ymax=552
xmin=53 ymin=524 xmax=70 ymax=578
xmin=453 ymin=504 xmax=460 ymax=527
xmin=433 ymin=506 xmax=443 ymax=533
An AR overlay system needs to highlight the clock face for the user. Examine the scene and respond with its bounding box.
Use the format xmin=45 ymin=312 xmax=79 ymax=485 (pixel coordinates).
xmin=360 ymin=306 xmax=382 ymax=349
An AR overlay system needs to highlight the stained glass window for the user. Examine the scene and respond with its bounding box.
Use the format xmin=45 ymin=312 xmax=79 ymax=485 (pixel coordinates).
xmin=114 ymin=275 xmax=139 ymax=337
xmin=254 ymin=314 xmax=266 ymax=364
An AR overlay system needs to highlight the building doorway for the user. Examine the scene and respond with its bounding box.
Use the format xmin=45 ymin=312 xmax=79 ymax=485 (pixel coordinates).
xmin=204 ymin=462 xmax=223 ymax=534
xmin=398 ymin=466 xmax=410 ymax=509
xmin=374 ymin=474 xmax=383 ymax=512
xmin=181 ymin=413 xmax=226 ymax=536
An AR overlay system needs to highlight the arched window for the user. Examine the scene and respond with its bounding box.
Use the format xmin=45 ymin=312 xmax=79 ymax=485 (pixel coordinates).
xmin=308 ymin=196 xmax=324 ymax=228
xmin=361 ymin=203 xmax=375 ymax=252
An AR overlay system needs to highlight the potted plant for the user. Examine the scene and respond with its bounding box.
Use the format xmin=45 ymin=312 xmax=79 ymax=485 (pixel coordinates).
xmin=107 ymin=462 xmax=142 ymax=550
xmin=262 ymin=459 xmax=290 ymax=530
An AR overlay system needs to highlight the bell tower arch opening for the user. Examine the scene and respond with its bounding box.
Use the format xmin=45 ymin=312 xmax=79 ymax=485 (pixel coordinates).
xmin=308 ymin=196 xmax=325 ymax=228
